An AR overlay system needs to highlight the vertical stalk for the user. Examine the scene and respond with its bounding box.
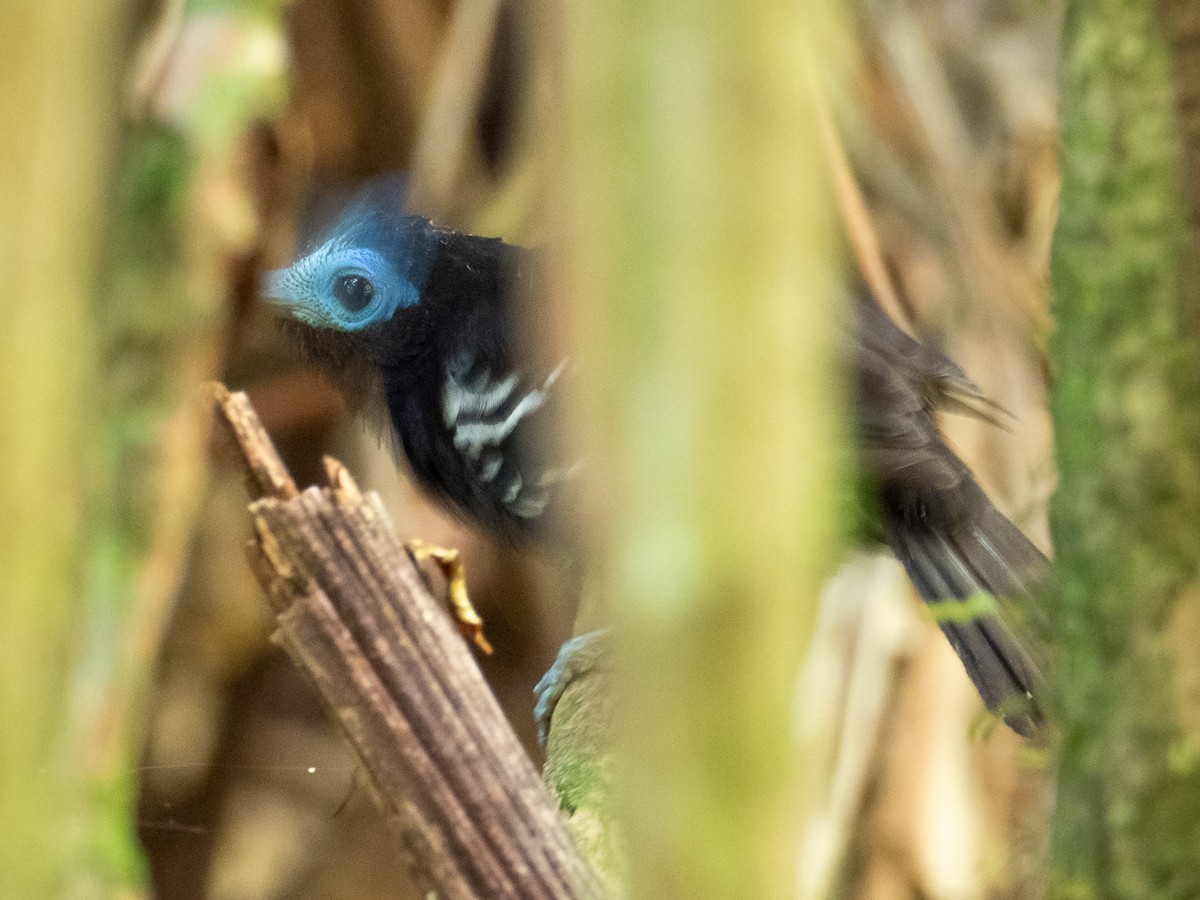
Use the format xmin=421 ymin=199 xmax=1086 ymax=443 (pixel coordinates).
xmin=559 ymin=2 xmax=846 ymax=896
xmin=1050 ymin=1 xmax=1200 ymax=895
xmin=0 ymin=1 xmax=129 ymax=895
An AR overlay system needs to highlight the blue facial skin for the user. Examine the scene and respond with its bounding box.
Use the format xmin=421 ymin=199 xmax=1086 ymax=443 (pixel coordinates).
xmin=263 ymin=203 xmax=437 ymax=332
xmin=264 ymin=242 xmax=416 ymax=330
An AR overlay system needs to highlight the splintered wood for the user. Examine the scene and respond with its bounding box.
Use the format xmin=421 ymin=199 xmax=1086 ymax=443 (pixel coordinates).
xmin=210 ymin=382 xmax=598 ymax=900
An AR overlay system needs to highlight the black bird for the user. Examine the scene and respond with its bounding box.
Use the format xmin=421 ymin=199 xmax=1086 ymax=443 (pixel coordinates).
xmin=263 ymin=186 xmax=1046 ymax=738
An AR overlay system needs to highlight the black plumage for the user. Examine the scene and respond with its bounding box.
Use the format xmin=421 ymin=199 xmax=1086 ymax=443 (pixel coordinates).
xmin=265 ymin=192 xmax=1046 ymax=737
xmin=856 ymin=298 xmax=1045 ymax=733
xmin=377 ymin=230 xmax=553 ymax=542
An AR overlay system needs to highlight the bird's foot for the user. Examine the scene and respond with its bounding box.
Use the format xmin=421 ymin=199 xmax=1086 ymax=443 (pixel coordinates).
xmin=406 ymin=539 xmax=493 ymax=654
xmin=534 ymin=629 xmax=611 ymax=746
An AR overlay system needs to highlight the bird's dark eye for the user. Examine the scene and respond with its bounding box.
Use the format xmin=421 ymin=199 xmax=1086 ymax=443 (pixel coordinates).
xmin=333 ymin=274 xmax=375 ymax=313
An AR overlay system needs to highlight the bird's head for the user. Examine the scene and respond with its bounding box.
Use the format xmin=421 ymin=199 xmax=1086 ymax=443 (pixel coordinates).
xmin=263 ymin=242 xmax=410 ymax=331
xmin=263 ymin=200 xmax=437 ymax=334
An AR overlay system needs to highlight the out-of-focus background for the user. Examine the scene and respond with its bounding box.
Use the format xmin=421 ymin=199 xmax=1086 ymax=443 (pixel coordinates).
xmin=4 ymin=0 xmax=1063 ymax=897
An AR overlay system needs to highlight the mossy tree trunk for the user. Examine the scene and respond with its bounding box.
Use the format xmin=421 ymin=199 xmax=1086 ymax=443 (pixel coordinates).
xmin=556 ymin=1 xmax=847 ymax=897
xmin=1049 ymin=1 xmax=1200 ymax=896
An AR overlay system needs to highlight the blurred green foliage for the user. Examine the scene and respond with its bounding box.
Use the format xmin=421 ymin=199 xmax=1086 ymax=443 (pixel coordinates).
xmin=62 ymin=1 xmax=287 ymax=892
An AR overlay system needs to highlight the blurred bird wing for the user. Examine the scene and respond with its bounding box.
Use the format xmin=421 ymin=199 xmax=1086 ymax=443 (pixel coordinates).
xmin=441 ymin=352 xmax=576 ymax=529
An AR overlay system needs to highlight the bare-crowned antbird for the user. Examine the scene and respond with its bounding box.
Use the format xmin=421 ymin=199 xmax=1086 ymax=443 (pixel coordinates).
xmin=263 ymin=184 xmax=1046 ymax=739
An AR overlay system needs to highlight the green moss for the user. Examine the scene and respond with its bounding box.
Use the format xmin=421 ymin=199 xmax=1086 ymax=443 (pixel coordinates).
xmin=542 ymin=675 xmax=627 ymax=898
xmin=1048 ymin=1 xmax=1200 ymax=896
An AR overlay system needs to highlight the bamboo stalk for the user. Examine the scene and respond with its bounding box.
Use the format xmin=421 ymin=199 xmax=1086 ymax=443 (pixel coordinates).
xmin=557 ymin=1 xmax=848 ymax=896
xmin=0 ymin=0 xmax=130 ymax=894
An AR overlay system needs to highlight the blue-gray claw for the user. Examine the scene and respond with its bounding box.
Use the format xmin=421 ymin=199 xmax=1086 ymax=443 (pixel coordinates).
xmin=534 ymin=629 xmax=611 ymax=746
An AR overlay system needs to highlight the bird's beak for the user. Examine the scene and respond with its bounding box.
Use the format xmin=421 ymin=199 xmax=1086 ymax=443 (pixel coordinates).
xmin=260 ymin=267 xmax=337 ymax=328
xmin=261 ymin=269 xmax=295 ymax=307
xmin=261 ymin=268 xmax=310 ymax=321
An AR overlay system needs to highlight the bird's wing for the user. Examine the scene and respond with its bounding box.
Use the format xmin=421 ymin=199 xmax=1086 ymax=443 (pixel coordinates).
xmin=438 ymin=349 xmax=578 ymax=533
xmin=854 ymin=294 xmax=1047 ymax=736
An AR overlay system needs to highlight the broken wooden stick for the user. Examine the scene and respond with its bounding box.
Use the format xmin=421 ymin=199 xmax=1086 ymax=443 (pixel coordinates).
xmin=211 ymin=382 xmax=600 ymax=899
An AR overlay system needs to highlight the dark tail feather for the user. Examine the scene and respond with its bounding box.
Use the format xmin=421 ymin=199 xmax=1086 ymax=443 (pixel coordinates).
xmin=884 ymin=480 xmax=1047 ymax=738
